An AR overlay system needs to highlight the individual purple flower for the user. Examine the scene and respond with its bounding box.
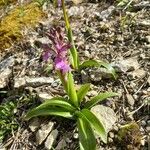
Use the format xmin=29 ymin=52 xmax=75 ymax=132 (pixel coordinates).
xmin=42 ymin=44 xmax=51 ymax=61
xmin=54 ymin=57 xmax=70 ymax=73
xmin=43 ymin=26 xmax=71 ymax=74
xmin=57 ymin=0 xmax=62 ymax=7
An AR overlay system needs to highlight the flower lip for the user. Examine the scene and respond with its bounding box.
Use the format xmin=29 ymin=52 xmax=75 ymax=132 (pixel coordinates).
xmin=55 ymin=57 xmax=70 ymax=73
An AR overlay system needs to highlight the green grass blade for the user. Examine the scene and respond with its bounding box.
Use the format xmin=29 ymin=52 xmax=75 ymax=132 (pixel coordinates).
xmin=84 ymin=92 xmax=118 ymax=109
xmin=77 ymin=83 xmax=90 ymax=104
xmin=77 ymin=117 xmax=96 ymax=150
xmin=80 ymin=109 xmax=107 ymax=143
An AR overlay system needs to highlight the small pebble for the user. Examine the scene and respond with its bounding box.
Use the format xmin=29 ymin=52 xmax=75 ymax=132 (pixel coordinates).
xmin=73 ymin=133 xmax=79 ymax=139
xmin=133 ymin=94 xmax=138 ymax=99
xmin=147 ymin=120 xmax=150 ymax=126
xmin=88 ymin=90 xmax=98 ymax=97
xmin=113 ymin=125 xmax=119 ymax=131
xmin=141 ymin=139 xmax=145 ymax=146
xmin=108 ymin=137 xmax=113 ymax=143
xmin=146 ymin=126 xmax=150 ymax=131
xmin=109 ymin=132 xmax=114 ymax=138
xmin=84 ymin=50 xmax=90 ymax=57
xmin=141 ymin=120 xmax=146 ymax=126
xmin=66 ymin=138 xmax=72 ymax=143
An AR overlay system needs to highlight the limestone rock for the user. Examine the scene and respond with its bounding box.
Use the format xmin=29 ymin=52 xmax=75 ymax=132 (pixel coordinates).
xmin=112 ymin=57 xmax=140 ymax=73
xmin=14 ymin=77 xmax=54 ymax=88
xmin=0 ymin=56 xmax=15 ymax=88
xmin=45 ymin=129 xmax=58 ymax=150
xmin=36 ymin=121 xmax=54 ymax=145
xmin=91 ymin=105 xmax=117 ymax=133
xmin=29 ymin=118 xmax=40 ymax=132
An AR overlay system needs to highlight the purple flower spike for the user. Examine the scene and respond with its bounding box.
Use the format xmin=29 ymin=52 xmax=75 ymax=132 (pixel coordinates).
xmin=44 ymin=26 xmax=71 ymax=74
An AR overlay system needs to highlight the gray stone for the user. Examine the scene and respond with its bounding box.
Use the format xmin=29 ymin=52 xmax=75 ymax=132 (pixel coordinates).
xmin=97 ymin=6 xmax=115 ymax=21
xmin=55 ymin=139 xmax=67 ymax=150
xmin=89 ymin=67 xmax=113 ymax=82
xmin=148 ymin=76 xmax=150 ymax=85
xmin=0 ymin=56 xmax=15 ymax=71
xmin=38 ymin=93 xmax=53 ymax=102
xmin=36 ymin=121 xmax=54 ymax=145
xmin=45 ymin=129 xmax=58 ymax=150
xmin=108 ymin=137 xmax=113 ymax=143
xmin=0 ymin=68 xmax=12 ymax=88
xmin=141 ymin=139 xmax=146 ymax=146
xmin=0 ymin=147 xmax=6 ymax=150
xmin=73 ymin=133 xmax=79 ymax=139
xmin=126 ymin=94 xmax=135 ymax=106
xmin=141 ymin=120 xmax=146 ymax=126
xmin=112 ymin=57 xmax=140 ymax=73
xmin=29 ymin=118 xmax=40 ymax=132
xmin=109 ymin=132 xmax=114 ymax=138
xmin=147 ymin=120 xmax=150 ymax=126
xmin=68 ymin=6 xmax=84 ymax=17
xmin=0 ymin=56 xmax=15 ymax=88
xmin=87 ymin=90 xmax=98 ymax=97
xmin=91 ymin=105 xmax=117 ymax=133
xmin=138 ymin=20 xmax=150 ymax=27
xmin=146 ymin=36 xmax=150 ymax=43
xmin=129 ymin=69 xmax=146 ymax=79
xmin=84 ymin=50 xmax=90 ymax=57
xmin=14 ymin=77 xmax=54 ymax=88
xmin=72 ymin=0 xmax=83 ymax=5
xmin=14 ymin=78 xmax=26 ymax=88
xmin=26 ymin=77 xmax=54 ymax=87
xmin=146 ymin=126 xmax=150 ymax=131
xmin=134 ymin=1 xmax=150 ymax=10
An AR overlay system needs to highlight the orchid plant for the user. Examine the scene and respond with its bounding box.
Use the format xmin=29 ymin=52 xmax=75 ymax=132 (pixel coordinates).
xmin=25 ymin=27 xmax=118 ymax=149
xmin=58 ymin=0 xmax=117 ymax=79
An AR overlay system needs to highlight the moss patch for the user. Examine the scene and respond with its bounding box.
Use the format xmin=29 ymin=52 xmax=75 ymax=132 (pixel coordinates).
xmin=0 ymin=2 xmax=45 ymax=51
xmin=117 ymin=122 xmax=142 ymax=150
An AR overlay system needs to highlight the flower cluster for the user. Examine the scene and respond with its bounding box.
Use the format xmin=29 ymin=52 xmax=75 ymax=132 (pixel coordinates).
xmin=43 ymin=27 xmax=71 ymax=74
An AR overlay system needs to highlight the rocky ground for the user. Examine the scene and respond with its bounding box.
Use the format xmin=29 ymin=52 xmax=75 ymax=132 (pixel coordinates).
xmin=0 ymin=0 xmax=150 ymax=150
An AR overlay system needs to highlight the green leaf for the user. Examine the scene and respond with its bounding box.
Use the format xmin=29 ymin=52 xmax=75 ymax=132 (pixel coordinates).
xmin=67 ymin=72 xmax=78 ymax=107
xmin=25 ymin=97 xmax=76 ymax=120
xmin=80 ymin=109 xmax=107 ymax=143
xmin=99 ymin=61 xmax=117 ymax=79
xmin=25 ymin=106 xmax=73 ymax=120
xmin=79 ymin=60 xmax=117 ymax=80
xmin=79 ymin=60 xmax=100 ymax=69
xmin=77 ymin=117 xmax=96 ymax=150
xmin=84 ymin=92 xmax=118 ymax=109
xmin=42 ymin=97 xmax=76 ymax=112
xmin=77 ymin=84 xmax=90 ymax=104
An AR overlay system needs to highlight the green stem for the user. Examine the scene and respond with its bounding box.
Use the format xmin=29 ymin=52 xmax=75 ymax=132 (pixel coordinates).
xmin=57 ymin=70 xmax=68 ymax=93
xmin=61 ymin=0 xmax=79 ymax=69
